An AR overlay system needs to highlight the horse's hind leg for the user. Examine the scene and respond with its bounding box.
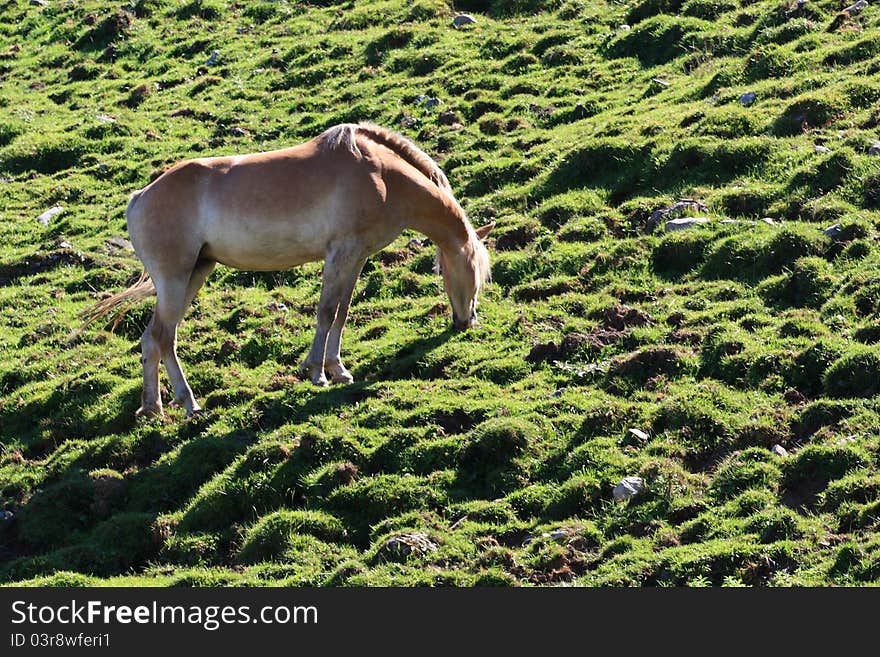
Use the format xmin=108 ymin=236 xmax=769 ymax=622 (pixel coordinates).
xmin=137 ymin=262 xmax=212 ymax=417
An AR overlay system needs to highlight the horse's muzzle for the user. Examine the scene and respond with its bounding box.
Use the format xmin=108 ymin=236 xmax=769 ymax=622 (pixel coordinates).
xmin=453 ymin=311 xmax=478 ymax=331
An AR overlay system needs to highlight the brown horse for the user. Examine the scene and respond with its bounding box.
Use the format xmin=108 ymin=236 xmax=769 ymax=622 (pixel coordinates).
xmin=82 ymin=122 xmax=493 ymax=418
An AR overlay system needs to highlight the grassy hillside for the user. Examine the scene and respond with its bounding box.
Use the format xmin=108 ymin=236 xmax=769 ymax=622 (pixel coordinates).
xmin=2 ymin=0 xmax=880 ymax=586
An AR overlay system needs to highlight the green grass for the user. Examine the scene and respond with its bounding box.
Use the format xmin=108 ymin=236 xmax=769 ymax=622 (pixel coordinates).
xmin=2 ymin=0 xmax=880 ymax=587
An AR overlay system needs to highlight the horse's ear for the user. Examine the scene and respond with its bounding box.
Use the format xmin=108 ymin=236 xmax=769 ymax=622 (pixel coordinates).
xmin=474 ymin=221 xmax=495 ymax=241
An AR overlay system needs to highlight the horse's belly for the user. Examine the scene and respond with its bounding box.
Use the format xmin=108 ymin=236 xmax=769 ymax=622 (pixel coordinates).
xmin=202 ymin=216 xmax=331 ymax=270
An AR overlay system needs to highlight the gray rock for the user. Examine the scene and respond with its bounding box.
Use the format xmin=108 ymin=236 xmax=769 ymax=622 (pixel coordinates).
xmin=868 ymin=142 xmax=880 ymax=156
xmin=844 ymin=1 xmax=868 ymax=14
xmin=205 ymin=50 xmax=220 ymax=66
xmin=106 ymin=236 xmax=133 ymax=251
xmin=439 ymin=111 xmax=460 ymax=126
xmin=665 ymin=217 xmax=710 ymax=232
xmin=406 ymin=238 xmax=423 ymax=250
xmin=650 ymin=199 xmax=709 ymax=226
xmin=30 ymin=0 xmax=49 ymax=6
xmin=381 ymin=532 xmax=438 ymax=559
xmin=613 ymin=476 xmax=644 ymax=502
xmin=823 ymin=223 xmax=843 ymax=239
xmin=814 ymin=144 xmax=832 ymax=154
xmin=761 ymin=217 xmax=777 ymax=226
xmin=96 ymin=114 xmax=116 ymax=124
xmin=771 ymin=444 xmax=789 ymax=458
xmin=618 ymin=24 xmax=631 ymax=31
xmin=453 ymin=14 xmax=477 ymax=28
xmin=36 ymin=205 xmax=64 ymax=226
xmin=0 ymin=510 xmax=13 ymax=531
xmin=266 ymin=301 xmax=288 ymax=313
xmin=739 ymin=91 xmax=757 ymax=106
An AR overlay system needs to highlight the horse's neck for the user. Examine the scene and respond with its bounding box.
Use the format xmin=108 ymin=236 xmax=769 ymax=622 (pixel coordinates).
xmin=407 ymin=204 xmax=471 ymax=255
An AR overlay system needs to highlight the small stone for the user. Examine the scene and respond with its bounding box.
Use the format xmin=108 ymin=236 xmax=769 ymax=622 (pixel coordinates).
xmin=628 ymin=428 xmax=650 ymax=442
xmin=652 ymin=78 xmax=670 ymax=88
xmin=205 ymin=50 xmax=220 ymax=66
xmin=266 ymin=301 xmax=288 ymax=313
xmin=868 ymin=142 xmax=880 ymax=156
xmin=453 ymin=14 xmax=477 ymax=28
xmin=761 ymin=217 xmax=777 ymax=225
xmin=36 ymin=205 xmax=64 ymax=226
xmin=95 ymin=114 xmax=116 ymax=124
xmin=823 ymin=223 xmax=843 ymax=239
xmin=548 ymin=388 xmax=566 ymax=398
xmin=618 ymin=24 xmax=631 ymax=30
xmin=613 ymin=476 xmax=644 ymax=502
xmin=739 ymin=91 xmax=757 ymax=106
xmin=771 ymin=444 xmax=789 ymax=458
xmin=550 ymin=530 xmax=570 ymax=541
xmin=30 ymin=0 xmax=49 ymax=6
xmin=406 ymin=238 xmax=423 ymax=250
xmin=665 ymin=217 xmax=710 ymax=232
xmin=231 ymin=126 xmax=248 ymax=136
xmin=58 ymin=240 xmax=73 ymax=249
xmin=814 ymin=144 xmax=832 ymax=154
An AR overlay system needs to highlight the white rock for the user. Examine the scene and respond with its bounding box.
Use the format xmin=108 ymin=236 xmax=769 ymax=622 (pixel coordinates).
xmin=868 ymin=142 xmax=880 ymax=156
xmin=619 ymin=24 xmax=631 ymax=31
xmin=814 ymin=144 xmax=832 ymax=154
xmin=823 ymin=223 xmax=843 ymax=238
xmin=628 ymin=427 xmax=649 ymax=442
xmin=665 ymin=217 xmax=710 ymax=231
xmin=36 ymin=205 xmax=64 ymax=226
xmin=613 ymin=476 xmax=644 ymax=502
xmin=771 ymin=444 xmax=789 ymax=457
xmin=96 ymin=114 xmax=116 ymax=124
xmin=453 ymin=14 xmax=477 ymax=28
xmin=761 ymin=217 xmax=777 ymax=226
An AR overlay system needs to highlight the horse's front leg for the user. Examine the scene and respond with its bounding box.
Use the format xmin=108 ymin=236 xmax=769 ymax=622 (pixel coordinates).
xmin=299 ymin=247 xmax=364 ymax=386
xmin=324 ymin=258 xmax=366 ymax=384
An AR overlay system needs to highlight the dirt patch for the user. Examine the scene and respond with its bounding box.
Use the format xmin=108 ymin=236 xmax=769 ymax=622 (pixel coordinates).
xmin=527 ymin=329 xmax=627 ymax=363
xmin=0 ymin=249 xmax=96 ymax=286
xmin=593 ymin=304 xmax=654 ymax=330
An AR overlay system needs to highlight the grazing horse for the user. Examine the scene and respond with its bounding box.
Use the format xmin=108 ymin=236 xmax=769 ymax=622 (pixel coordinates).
xmin=81 ymin=123 xmax=493 ymax=418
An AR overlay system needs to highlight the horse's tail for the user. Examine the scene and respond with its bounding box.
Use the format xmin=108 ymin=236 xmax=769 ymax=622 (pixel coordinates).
xmin=74 ymin=271 xmax=156 ymax=335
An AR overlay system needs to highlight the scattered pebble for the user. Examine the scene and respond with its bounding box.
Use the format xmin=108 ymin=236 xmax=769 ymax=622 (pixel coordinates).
xmin=628 ymin=427 xmax=650 ymax=442
xmin=452 ymin=14 xmax=477 ymax=28
xmin=231 ymin=126 xmax=248 ymax=137
xmin=58 ymin=240 xmax=73 ymax=249
xmin=547 ymin=388 xmax=566 ymax=398
xmin=823 ymin=223 xmax=843 ymax=239
xmin=650 ymin=199 xmax=708 ymax=227
xmin=36 ymin=205 xmax=64 ymax=226
xmin=665 ymin=217 xmax=710 ymax=232
xmin=618 ymin=24 xmax=631 ymax=31
xmin=761 ymin=217 xmax=777 ymax=226
xmin=266 ymin=301 xmax=288 ymax=313
xmin=205 ymin=50 xmax=220 ymax=66
xmin=613 ymin=476 xmax=644 ymax=502
xmin=739 ymin=91 xmax=757 ymax=106
xmin=771 ymin=444 xmax=789 ymax=458
xmin=96 ymin=114 xmax=116 ymax=124
xmin=814 ymin=144 xmax=832 ymax=154
xmin=868 ymin=142 xmax=880 ymax=156
xmin=406 ymin=238 xmax=423 ymax=250
xmin=837 ymin=434 xmax=859 ymax=445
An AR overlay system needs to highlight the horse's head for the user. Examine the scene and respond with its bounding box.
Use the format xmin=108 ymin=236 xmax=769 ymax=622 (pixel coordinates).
xmin=437 ymin=222 xmax=494 ymax=330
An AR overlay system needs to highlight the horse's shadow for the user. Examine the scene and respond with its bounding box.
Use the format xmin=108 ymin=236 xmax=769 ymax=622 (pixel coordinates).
xmin=249 ymin=328 xmax=458 ymax=428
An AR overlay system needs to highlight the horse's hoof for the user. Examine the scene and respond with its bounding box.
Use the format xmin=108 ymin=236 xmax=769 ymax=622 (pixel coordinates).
xmin=311 ymin=373 xmax=329 ymax=387
xmin=331 ymin=370 xmax=354 ymax=385
xmin=136 ymin=404 xmax=163 ymax=418
xmin=185 ymin=405 xmax=203 ymax=419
